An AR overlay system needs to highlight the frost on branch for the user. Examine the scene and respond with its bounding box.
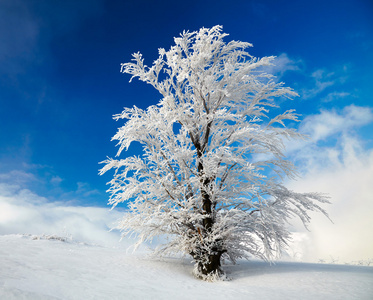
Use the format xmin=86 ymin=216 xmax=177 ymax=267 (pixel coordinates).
xmin=100 ymin=25 xmax=330 ymax=281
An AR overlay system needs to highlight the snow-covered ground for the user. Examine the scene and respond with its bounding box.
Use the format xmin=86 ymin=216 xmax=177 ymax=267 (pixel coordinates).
xmin=1 ymin=234 xmax=372 ymax=300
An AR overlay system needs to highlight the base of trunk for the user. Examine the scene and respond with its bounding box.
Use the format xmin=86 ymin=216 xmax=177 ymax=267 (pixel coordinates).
xmin=193 ymin=264 xmax=227 ymax=281
xmin=193 ymin=252 xmax=226 ymax=281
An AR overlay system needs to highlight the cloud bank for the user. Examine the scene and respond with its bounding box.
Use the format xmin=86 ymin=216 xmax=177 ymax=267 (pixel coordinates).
xmin=0 ymin=182 xmax=126 ymax=248
xmin=286 ymin=105 xmax=373 ymax=264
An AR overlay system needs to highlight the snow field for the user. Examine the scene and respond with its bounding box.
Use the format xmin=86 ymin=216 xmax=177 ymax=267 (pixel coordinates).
xmin=1 ymin=234 xmax=372 ymax=299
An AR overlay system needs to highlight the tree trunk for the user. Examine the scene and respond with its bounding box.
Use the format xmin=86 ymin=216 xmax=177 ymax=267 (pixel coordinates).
xmin=196 ymin=173 xmax=226 ymax=278
xmin=192 ymin=122 xmax=226 ymax=279
xmin=196 ymin=249 xmax=225 ymax=278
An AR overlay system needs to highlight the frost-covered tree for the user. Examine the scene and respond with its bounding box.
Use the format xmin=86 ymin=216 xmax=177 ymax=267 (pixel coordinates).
xmin=100 ymin=26 xmax=329 ymax=280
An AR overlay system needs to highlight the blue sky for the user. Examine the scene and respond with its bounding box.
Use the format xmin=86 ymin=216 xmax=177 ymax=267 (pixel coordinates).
xmin=1 ymin=0 xmax=373 ymax=260
xmin=1 ymin=0 xmax=372 ymax=205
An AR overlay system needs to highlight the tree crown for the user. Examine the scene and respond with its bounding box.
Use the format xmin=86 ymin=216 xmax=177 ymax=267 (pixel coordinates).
xmin=100 ymin=25 xmax=329 ymax=280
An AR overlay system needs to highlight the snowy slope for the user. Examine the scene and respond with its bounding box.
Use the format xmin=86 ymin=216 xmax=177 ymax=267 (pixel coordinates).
xmin=1 ymin=234 xmax=372 ymax=300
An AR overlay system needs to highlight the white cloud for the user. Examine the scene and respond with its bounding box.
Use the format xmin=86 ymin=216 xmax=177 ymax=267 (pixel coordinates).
xmin=302 ymin=69 xmax=335 ymax=99
xmin=0 ymin=170 xmax=38 ymax=185
xmin=76 ymin=181 xmax=100 ymax=197
xmin=285 ymin=106 xmax=373 ymax=264
xmin=260 ymin=53 xmax=303 ymax=81
xmin=301 ymin=105 xmax=373 ymax=142
xmin=301 ymin=65 xmax=350 ymax=100
xmin=266 ymin=57 xmax=352 ymax=104
xmin=285 ymin=105 xmax=373 ymax=156
xmin=0 ymin=167 xmax=104 ymax=205
xmin=322 ymin=91 xmax=350 ymax=103
xmin=0 ymin=182 xmax=125 ymax=248
xmin=271 ymin=53 xmax=302 ymax=77
xmin=50 ymin=175 xmax=63 ymax=185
